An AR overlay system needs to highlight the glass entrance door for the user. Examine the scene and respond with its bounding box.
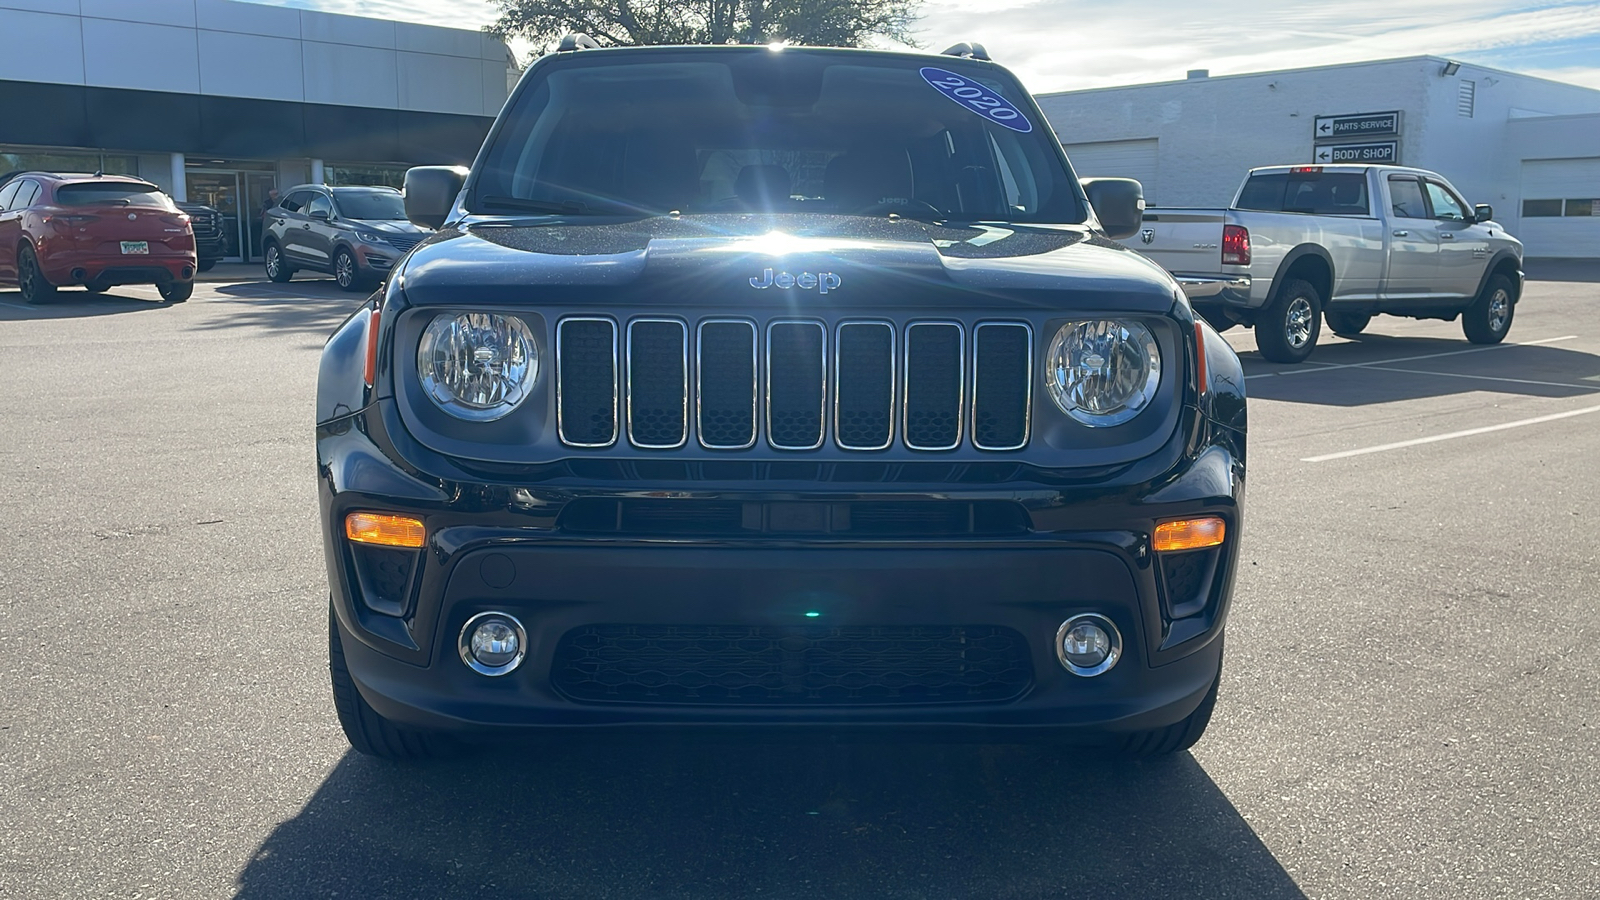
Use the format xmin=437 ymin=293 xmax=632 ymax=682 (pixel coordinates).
xmin=242 ymin=172 xmax=279 ymax=263
xmin=186 ymin=170 xmax=243 ymax=262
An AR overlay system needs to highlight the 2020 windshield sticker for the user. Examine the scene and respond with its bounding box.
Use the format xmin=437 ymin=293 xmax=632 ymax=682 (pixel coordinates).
xmin=919 ymin=67 xmax=1033 ymax=133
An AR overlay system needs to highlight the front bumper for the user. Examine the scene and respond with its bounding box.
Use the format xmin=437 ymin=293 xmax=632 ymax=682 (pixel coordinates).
xmin=320 ymin=403 xmax=1245 ymax=738
xmin=1175 ymin=274 xmax=1253 ymax=309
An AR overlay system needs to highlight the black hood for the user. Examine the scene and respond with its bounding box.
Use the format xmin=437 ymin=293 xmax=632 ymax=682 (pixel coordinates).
xmin=399 ymin=214 xmax=1180 ymax=313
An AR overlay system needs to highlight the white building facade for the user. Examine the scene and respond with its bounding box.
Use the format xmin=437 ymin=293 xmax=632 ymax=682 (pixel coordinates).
xmin=0 ymin=0 xmax=514 ymax=262
xmin=1035 ymin=57 xmax=1600 ymax=258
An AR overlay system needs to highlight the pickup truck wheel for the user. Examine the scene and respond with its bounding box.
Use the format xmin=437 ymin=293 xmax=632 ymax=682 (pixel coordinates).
xmin=1324 ymin=311 xmax=1371 ymax=337
xmin=1257 ymin=278 xmax=1322 ymax=363
xmin=329 ymin=605 xmax=460 ymax=760
xmin=197 ymin=259 xmax=217 ymax=273
xmin=1462 ymin=274 xmax=1515 ymax=344
xmin=1113 ymin=654 xmax=1221 ymax=757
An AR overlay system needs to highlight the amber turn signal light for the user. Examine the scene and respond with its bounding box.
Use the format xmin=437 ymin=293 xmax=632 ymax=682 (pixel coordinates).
xmin=1153 ymin=517 xmax=1226 ymax=552
xmin=345 ymin=512 xmax=425 ymax=548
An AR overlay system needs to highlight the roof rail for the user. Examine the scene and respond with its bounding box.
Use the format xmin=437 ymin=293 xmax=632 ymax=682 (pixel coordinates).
xmin=940 ymin=42 xmax=990 ymax=61
xmin=556 ymin=33 xmax=600 ymax=52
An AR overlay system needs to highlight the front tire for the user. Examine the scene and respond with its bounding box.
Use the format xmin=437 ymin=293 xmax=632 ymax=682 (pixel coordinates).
xmin=17 ymin=244 xmax=56 ymax=304
xmin=1113 ymin=655 xmax=1221 ymax=757
xmin=158 ymin=281 xmax=192 ymax=303
xmin=1256 ymin=278 xmax=1322 ymax=363
xmin=329 ymin=605 xmax=458 ymax=760
xmin=333 ymin=248 xmax=366 ymax=292
xmin=1324 ymin=310 xmax=1371 ymax=337
xmin=264 ymin=242 xmax=294 ymax=283
xmin=1462 ymin=274 xmax=1515 ymax=344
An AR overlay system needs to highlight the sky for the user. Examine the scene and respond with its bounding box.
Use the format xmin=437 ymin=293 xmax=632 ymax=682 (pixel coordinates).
xmin=250 ymin=0 xmax=1600 ymax=92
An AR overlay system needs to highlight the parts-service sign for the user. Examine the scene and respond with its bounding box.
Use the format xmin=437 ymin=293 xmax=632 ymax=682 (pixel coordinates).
xmin=919 ymin=67 xmax=1033 ymax=133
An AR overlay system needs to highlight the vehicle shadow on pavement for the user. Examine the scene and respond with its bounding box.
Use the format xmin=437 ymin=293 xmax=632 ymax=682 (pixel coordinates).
xmin=1242 ymin=336 xmax=1600 ymax=407
xmin=233 ymin=739 xmax=1306 ymax=900
xmin=192 ymin=281 xmax=370 ymax=336
xmin=0 ymin=287 xmax=178 ymax=318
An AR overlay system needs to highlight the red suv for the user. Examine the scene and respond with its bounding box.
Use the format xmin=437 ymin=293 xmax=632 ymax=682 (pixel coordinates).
xmin=0 ymin=173 xmax=197 ymax=303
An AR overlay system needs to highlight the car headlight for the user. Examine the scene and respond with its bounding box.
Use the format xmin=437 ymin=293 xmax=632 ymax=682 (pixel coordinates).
xmin=1044 ymin=319 xmax=1161 ymax=426
xmin=417 ymin=313 xmax=537 ymax=420
xmin=356 ymin=231 xmax=385 ymax=244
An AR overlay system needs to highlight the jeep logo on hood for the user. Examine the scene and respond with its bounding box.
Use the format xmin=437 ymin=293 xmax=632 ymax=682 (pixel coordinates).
xmin=750 ymin=268 xmax=842 ymax=294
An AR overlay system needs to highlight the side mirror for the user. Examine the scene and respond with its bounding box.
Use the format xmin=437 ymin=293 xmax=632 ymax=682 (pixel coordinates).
xmin=309 ymin=209 xmax=329 ymax=220
xmin=1081 ymin=177 xmax=1145 ymax=241
xmin=1474 ymin=203 xmax=1494 ymax=224
xmin=404 ymin=166 xmax=469 ymax=230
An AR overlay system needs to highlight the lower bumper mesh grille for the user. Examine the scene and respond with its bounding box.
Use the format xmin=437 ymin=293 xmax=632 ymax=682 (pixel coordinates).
xmin=552 ymin=624 xmax=1034 ymax=705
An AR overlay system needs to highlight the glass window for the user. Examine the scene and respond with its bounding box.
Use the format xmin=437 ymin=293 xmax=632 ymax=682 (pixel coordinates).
xmin=331 ymin=188 xmax=406 ymax=220
xmin=13 ymin=181 xmax=41 ymax=209
xmin=1423 ymin=181 xmax=1467 ymax=222
xmin=328 ymin=164 xmax=406 ymax=189
xmin=0 ymin=181 xmax=22 ymax=211
xmin=472 ymin=50 xmax=1085 ymax=222
xmin=1237 ymin=172 xmax=1369 ymax=215
xmin=1565 ymin=199 xmax=1596 ymax=217
xmin=56 ymin=181 xmax=174 ymax=209
xmin=1521 ymin=199 xmax=1563 ymax=217
xmin=280 ymin=191 xmax=312 ymax=214
xmin=307 ymin=194 xmax=333 ymax=218
xmin=1389 ymin=177 xmax=1429 ymax=219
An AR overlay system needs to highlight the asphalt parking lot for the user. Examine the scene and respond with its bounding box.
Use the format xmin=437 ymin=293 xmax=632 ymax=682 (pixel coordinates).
xmin=2 ymin=262 xmax=1597 ymax=899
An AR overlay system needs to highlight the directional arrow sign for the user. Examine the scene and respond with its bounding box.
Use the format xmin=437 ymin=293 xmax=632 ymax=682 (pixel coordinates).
xmin=1313 ymin=111 xmax=1401 ymax=141
xmin=1311 ymin=141 xmax=1399 ymax=165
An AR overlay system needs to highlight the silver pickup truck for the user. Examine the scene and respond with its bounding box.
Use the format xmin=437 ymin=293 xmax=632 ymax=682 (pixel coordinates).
xmin=1136 ymin=164 xmax=1524 ymax=363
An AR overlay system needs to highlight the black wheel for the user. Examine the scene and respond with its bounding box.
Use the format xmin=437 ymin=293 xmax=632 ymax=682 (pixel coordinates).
xmin=333 ymin=248 xmax=367 ymax=292
xmin=17 ymin=244 xmax=56 ymax=304
xmin=1256 ymin=278 xmax=1322 ymax=363
xmin=158 ymin=281 xmax=193 ymax=303
xmin=1324 ymin=310 xmax=1371 ymax=337
xmin=197 ymin=258 xmax=217 ymax=273
xmin=1462 ymin=273 xmax=1515 ymax=345
xmin=1112 ymin=654 xmax=1222 ymax=757
xmin=329 ymin=605 xmax=459 ymax=760
xmin=264 ymin=242 xmax=293 ymax=283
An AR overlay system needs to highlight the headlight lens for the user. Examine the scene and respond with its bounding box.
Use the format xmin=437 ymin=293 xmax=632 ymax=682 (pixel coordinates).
xmin=1045 ymin=320 xmax=1161 ymax=426
xmin=356 ymin=231 xmax=385 ymax=244
xmin=417 ymin=313 xmax=536 ymax=420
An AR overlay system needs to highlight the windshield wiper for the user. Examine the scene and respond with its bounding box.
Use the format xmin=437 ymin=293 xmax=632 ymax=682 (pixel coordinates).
xmin=478 ymin=196 xmax=589 ymax=215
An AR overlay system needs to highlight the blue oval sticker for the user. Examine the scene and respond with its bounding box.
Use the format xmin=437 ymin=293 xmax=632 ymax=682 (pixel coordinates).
xmin=919 ymin=67 xmax=1033 ymax=134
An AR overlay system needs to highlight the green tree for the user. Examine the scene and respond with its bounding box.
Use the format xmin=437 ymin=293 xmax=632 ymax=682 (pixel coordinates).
xmin=487 ymin=0 xmax=921 ymax=50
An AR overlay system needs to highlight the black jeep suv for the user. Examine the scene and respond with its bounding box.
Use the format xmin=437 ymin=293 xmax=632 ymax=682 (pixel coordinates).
xmin=316 ymin=41 xmax=1247 ymax=759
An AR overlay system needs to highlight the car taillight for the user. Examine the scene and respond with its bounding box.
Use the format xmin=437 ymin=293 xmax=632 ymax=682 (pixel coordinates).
xmin=161 ymin=214 xmax=191 ymax=227
xmin=44 ymin=214 xmax=98 ymax=233
xmin=1222 ymin=225 xmax=1250 ymax=266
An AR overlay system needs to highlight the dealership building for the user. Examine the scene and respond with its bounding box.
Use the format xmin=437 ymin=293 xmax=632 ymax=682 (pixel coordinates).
xmin=1036 ymin=56 xmax=1600 ymax=258
xmin=0 ymin=0 xmax=513 ymax=263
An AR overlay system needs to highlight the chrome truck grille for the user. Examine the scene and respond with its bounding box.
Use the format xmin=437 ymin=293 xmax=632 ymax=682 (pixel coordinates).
xmin=555 ymin=317 xmax=1033 ymax=452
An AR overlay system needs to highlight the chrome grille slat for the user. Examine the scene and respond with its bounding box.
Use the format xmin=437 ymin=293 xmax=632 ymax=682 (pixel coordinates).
xmin=972 ymin=323 xmax=1033 ymax=451
xmin=626 ymin=318 xmax=688 ymax=449
xmin=902 ymin=322 xmax=964 ymax=451
xmin=556 ymin=317 xmax=619 ymax=448
xmin=696 ymin=319 xmax=758 ymax=449
xmin=765 ymin=320 xmax=827 ymax=451
xmin=834 ymin=321 xmax=895 ymax=451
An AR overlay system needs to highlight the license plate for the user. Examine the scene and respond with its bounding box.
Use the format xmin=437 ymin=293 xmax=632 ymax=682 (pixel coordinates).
xmin=120 ymin=241 xmax=149 ymax=255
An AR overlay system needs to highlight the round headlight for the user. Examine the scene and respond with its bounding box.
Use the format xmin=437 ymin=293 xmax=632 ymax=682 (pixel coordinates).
xmin=417 ymin=313 xmax=537 ymax=420
xmin=1045 ymin=320 xmax=1161 ymax=426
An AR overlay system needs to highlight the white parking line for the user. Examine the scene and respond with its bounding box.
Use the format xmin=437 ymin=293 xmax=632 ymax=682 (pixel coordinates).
xmin=0 ymin=299 xmax=35 ymax=310
xmin=1245 ymin=335 xmax=1579 ymax=380
xmin=1304 ymin=403 xmax=1600 ymax=462
xmin=1362 ymin=366 xmax=1600 ymax=392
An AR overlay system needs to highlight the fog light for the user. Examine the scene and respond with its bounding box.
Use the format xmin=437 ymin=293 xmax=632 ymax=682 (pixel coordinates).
xmin=458 ymin=612 xmax=527 ymax=676
xmin=1056 ymin=614 xmax=1122 ymax=676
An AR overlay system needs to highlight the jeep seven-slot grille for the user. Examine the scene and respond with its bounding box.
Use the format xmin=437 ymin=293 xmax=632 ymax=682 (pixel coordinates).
xmin=551 ymin=624 xmax=1034 ymax=705
xmin=556 ymin=317 xmax=1032 ymax=452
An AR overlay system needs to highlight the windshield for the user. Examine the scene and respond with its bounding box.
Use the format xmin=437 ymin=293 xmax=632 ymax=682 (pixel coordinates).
xmin=334 ymin=190 xmax=407 ymax=220
xmin=57 ymin=182 xmax=174 ymax=209
xmin=471 ymin=50 xmax=1085 ymax=223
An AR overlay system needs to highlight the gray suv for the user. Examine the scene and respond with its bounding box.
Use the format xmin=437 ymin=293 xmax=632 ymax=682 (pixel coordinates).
xmin=262 ymin=185 xmax=432 ymax=291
